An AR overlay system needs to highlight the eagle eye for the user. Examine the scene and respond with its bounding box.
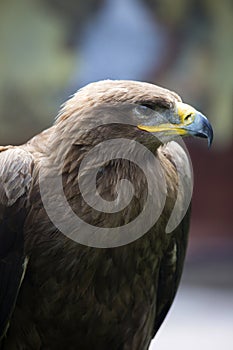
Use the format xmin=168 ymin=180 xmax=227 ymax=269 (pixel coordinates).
xmin=135 ymin=103 xmax=155 ymax=118
xmin=140 ymin=102 xmax=155 ymax=110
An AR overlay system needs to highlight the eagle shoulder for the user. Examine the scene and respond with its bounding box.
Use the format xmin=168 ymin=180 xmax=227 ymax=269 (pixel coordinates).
xmin=0 ymin=146 xmax=33 ymax=341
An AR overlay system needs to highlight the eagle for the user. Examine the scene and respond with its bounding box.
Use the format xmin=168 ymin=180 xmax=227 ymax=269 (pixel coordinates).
xmin=0 ymin=80 xmax=213 ymax=350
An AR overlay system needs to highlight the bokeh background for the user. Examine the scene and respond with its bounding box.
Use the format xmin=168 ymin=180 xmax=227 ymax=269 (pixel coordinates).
xmin=0 ymin=0 xmax=232 ymax=348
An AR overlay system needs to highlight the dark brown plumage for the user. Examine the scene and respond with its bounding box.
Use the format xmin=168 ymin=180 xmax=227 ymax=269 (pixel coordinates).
xmin=0 ymin=80 xmax=213 ymax=349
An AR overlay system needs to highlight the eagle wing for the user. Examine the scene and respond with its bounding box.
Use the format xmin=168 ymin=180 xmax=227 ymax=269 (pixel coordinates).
xmin=153 ymin=211 xmax=190 ymax=335
xmin=153 ymin=141 xmax=192 ymax=336
xmin=0 ymin=147 xmax=33 ymax=340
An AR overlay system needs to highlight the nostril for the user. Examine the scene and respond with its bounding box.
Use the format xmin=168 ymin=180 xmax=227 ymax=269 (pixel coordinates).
xmin=184 ymin=113 xmax=193 ymax=121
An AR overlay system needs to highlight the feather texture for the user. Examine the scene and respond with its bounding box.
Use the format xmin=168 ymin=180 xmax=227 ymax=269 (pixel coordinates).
xmin=0 ymin=80 xmax=192 ymax=350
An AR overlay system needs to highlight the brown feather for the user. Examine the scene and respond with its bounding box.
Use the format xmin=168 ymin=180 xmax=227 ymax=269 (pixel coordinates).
xmin=0 ymin=80 xmax=191 ymax=350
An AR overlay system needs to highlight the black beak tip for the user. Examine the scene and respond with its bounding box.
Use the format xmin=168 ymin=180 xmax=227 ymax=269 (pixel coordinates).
xmin=199 ymin=113 xmax=214 ymax=148
xmin=208 ymin=134 xmax=213 ymax=148
xmin=206 ymin=121 xmax=213 ymax=148
xmin=207 ymin=127 xmax=214 ymax=148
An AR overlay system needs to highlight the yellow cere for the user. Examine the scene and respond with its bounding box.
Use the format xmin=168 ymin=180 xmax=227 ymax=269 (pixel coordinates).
xmin=137 ymin=102 xmax=197 ymax=135
xmin=176 ymin=102 xmax=196 ymax=125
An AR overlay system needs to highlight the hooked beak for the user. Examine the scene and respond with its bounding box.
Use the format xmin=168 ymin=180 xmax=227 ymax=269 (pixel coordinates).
xmin=137 ymin=102 xmax=213 ymax=147
xmin=182 ymin=110 xmax=213 ymax=147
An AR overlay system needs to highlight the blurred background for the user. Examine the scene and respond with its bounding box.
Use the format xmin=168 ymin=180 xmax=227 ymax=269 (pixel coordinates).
xmin=0 ymin=0 xmax=232 ymax=348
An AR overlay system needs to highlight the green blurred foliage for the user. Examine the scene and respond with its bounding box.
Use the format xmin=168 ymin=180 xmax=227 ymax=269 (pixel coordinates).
xmin=40 ymin=0 xmax=104 ymax=31
xmin=0 ymin=0 xmax=73 ymax=144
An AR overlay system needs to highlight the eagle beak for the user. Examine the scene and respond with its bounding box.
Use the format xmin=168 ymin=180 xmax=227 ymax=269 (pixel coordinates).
xmin=181 ymin=110 xmax=213 ymax=147
xmin=137 ymin=102 xmax=213 ymax=147
xmin=176 ymin=102 xmax=213 ymax=147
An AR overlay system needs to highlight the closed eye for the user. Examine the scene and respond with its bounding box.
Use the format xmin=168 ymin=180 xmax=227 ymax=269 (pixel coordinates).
xmin=135 ymin=104 xmax=154 ymax=117
xmin=138 ymin=102 xmax=156 ymax=110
